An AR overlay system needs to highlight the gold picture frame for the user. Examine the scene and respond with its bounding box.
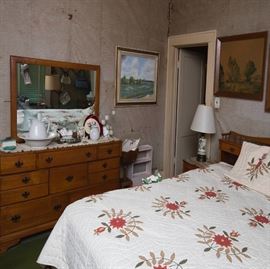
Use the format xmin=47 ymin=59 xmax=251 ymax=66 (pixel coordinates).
xmin=215 ymin=31 xmax=268 ymax=100
xmin=115 ymin=47 xmax=159 ymax=105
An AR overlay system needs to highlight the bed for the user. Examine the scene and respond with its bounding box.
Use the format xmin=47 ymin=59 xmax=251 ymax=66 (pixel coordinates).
xmin=37 ymin=132 xmax=270 ymax=269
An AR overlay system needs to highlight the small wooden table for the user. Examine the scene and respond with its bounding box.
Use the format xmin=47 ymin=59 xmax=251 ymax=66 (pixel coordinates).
xmin=182 ymin=157 xmax=214 ymax=173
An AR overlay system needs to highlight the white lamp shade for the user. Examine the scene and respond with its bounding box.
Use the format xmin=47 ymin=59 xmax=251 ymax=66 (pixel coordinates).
xmin=45 ymin=75 xmax=61 ymax=91
xmin=190 ymin=104 xmax=216 ymax=134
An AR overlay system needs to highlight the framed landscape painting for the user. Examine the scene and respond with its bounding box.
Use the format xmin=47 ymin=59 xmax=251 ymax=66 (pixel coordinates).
xmin=115 ymin=47 xmax=159 ymax=105
xmin=215 ymin=31 xmax=267 ymax=100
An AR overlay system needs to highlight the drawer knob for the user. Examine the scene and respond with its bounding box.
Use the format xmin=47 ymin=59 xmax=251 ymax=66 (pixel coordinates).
xmin=22 ymin=176 xmax=30 ymax=184
xmin=46 ymin=156 xmax=53 ymax=163
xmin=102 ymin=162 xmax=108 ymax=168
xmin=107 ymin=149 xmax=112 ymax=154
xmin=11 ymin=214 xmax=21 ymax=223
xmin=86 ymin=152 xmax=92 ymax=158
xmin=15 ymin=160 xmax=23 ymax=168
xmin=229 ymin=147 xmax=235 ymax=153
xmin=65 ymin=175 xmax=74 ymax=182
xmin=53 ymin=204 xmax=62 ymax=211
xmin=22 ymin=191 xmax=30 ymax=198
xmin=102 ymin=174 xmax=107 ymax=180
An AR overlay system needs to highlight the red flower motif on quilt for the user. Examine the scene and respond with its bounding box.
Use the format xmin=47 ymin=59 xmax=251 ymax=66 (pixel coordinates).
xmin=166 ymin=202 xmax=180 ymax=211
xmin=196 ymin=225 xmax=250 ymax=263
xmin=213 ymin=234 xmax=232 ymax=247
xmin=93 ymin=208 xmax=143 ymax=240
xmin=110 ymin=217 xmax=126 ymax=229
xmin=152 ymin=196 xmax=190 ymax=219
xmin=246 ymin=153 xmax=270 ymax=181
xmin=135 ymin=250 xmax=187 ymax=269
xmin=195 ymin=186 xmax=229 ymax=203
xmin=254 ymin=215 xmax=269 ymax=224
xmin=154 ymin=265 xmax=167 ymax=269
xmin=240 ymin=207 xmax=270 ymax=228
xmin=205 ymin=191 xmax=217 ymax=198
xmin=94 ymin=226 xmax=106 ymax=235
xmin=221 ymin=176 xmax=249 ymax=191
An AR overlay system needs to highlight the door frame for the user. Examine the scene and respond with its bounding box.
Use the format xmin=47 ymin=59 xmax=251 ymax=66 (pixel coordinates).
xmin=163 ymin=30 xmax=217 ymax=177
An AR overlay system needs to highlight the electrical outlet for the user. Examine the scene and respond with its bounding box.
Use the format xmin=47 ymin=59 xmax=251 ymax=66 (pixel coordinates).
xmin=214 ymin=97 xmax=220 ymax=109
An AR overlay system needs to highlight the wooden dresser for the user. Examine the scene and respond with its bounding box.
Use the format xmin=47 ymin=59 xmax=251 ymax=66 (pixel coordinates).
xmin=0 ymin=140 xmax=121 ymax=252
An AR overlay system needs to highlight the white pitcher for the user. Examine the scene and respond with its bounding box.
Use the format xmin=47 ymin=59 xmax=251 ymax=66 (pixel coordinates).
xmin=28 ymin=118 xmax=50 ymax=139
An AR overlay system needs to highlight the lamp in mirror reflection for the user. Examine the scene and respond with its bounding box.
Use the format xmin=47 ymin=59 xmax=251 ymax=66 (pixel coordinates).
xmin=190 ymin=104 xmax=216 ymax=162
xmin=45 ymin=74 xmax=61 ymax=91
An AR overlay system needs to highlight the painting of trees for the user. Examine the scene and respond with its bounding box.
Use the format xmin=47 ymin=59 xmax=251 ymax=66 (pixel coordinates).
xmin=215 ymin=32 xmax=267 ymax=100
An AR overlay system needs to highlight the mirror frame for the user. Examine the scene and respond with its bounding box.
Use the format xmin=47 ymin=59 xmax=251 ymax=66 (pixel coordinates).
xmin=10 ymin=55 xmax=100 ymax=140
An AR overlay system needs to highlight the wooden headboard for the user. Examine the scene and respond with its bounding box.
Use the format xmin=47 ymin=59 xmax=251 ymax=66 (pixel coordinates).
xmin=219 ymin=131 xmax=270 ymax=165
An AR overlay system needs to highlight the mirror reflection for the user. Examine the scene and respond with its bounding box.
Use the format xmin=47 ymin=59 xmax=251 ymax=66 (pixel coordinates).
xmin=17 ymin=64 xmax=95 ymax=110
xmin=10 ymin=56 xmax=100 ymax=140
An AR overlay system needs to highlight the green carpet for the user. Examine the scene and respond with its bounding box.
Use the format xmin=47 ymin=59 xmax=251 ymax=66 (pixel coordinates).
xmin=0 ymin=231 xmax=50 ymax=269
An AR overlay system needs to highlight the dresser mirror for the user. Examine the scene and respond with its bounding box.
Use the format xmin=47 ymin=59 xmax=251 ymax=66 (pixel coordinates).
xmin=10 ymin=55 xmax=100 ymax=139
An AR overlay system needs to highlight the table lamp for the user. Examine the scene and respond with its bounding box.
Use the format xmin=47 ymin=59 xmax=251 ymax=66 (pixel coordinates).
xmin=190 ymin=104 xmax=216 ymax=162
xmin=45 ymin=74 xmax=61 ymax=92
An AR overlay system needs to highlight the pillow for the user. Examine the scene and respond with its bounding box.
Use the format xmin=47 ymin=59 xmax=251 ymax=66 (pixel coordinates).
xmin=226 ymin=141 xmax=270 ymax=195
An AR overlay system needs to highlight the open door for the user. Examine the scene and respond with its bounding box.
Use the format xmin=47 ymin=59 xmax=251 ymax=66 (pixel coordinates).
xmin=174 ymin=47 xmax=207 ymax=174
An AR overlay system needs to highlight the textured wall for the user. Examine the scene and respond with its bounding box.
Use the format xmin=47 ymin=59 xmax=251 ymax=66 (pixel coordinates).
xmin=170 ymin=0 xmax=270 ymax=160
xmin=0 ymin=0 xmax=168 ymax=169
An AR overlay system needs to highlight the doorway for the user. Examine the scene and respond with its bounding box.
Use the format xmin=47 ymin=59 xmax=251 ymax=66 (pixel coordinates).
xmin=163 ymin=30 xmax=217 ymax=177
xmin=174 ymin=47 xmax=207 ymax=174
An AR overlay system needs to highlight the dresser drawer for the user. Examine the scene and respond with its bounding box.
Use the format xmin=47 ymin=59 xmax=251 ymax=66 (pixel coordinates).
xmin=38 ymin=146 xmax=97 ymax=168
xmin=0 ymin=194 xmax=68 ymax=236
xmin=50 ymin=163 xmax=88 ymax=194
xmin=0 ymin=169 xmax=48 ymax=191
xmin=1 ymin=183 xmax=48 ymax=206
xmin=97 ymin=143 xmax=121 ymax=160
xmin=88 ymin=157 xmax=120 ymax=173
xmin=0 ymin=153 xmax=36 ymax=175
xmin=88 ymin=168 xmax=120 ymax=186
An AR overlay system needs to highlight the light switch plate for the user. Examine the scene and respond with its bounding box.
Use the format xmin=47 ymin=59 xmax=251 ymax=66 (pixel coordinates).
xmin=214 ymin=97 xmax=220 ymax=109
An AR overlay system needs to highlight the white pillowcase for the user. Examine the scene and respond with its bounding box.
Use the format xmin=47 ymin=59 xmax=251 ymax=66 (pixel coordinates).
xmin=226 ymin=141 xmax=270 ymax=195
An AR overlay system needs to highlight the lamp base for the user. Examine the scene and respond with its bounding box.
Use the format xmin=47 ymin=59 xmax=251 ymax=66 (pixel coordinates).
xmin=197 ymin=133 xmax=207 ymax=162
xmin=196 ymin=154 xmax=206 ymax=162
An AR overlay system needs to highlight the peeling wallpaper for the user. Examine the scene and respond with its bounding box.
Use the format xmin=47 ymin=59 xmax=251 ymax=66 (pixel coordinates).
xmin=0 ymin=0 xmax=168 ymax=169
xmin=170 ymin=0 xmax=270 ymax=160
xmin=1 ymin=0 xmax=269 ymax=171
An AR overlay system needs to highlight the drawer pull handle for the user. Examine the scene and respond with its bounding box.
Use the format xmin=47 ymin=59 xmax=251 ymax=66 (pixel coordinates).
xmin=66 ymin=175 xmax=74 ymax=182
xmin=229 ymin=147 xmax=235 ymax=153
xmin=107 ymin=149 xmax=112 ymax=154
xmin=102 ymin=163 xmax=108 ymax=168
xmin=15 ymin=160 xmax=23 ymax=168
xmin=22 ymin=191 xmax=30 ymax=198
xmin=102 ymin=175 xmax=107 ymax=180
xmin=86 ymin=152 xmax=92 ymax=158
xmin=53 ymin=204 xmax=62 ymax=211
xmin=11 ymin=214 xmax=21 ymax=223
xmin=22 ymin=176 xmax=30 ymax=184
xmin=46 ymin=156 xmax=53 ymax=163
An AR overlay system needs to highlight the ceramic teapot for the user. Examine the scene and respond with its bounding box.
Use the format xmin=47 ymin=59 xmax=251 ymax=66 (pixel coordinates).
xmin=28 ymin=116 xmax=50 ymax=139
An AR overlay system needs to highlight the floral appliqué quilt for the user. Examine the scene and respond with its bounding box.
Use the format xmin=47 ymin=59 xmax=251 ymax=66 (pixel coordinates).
xmin=37 ymin=163 xmax=270 ymax=269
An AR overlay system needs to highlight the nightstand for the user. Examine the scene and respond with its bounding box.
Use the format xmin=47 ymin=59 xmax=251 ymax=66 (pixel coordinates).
xmin=182 ymin=157 xmax=214 ymax=172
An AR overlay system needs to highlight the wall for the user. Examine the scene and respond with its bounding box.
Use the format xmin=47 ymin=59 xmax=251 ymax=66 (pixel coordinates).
xmin=170 ymin=0 xmax=270 ymax=160
xmin=0 ymin=0 xmax=168 ymax=169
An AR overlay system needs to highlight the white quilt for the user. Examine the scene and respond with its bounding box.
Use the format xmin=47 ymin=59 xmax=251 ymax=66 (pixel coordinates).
xmin=37 ymin=163 xmax=270 ymax=269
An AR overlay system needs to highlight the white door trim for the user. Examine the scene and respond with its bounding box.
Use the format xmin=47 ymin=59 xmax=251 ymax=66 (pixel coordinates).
xmin=163 ymin=30 xmax=217 ymax=177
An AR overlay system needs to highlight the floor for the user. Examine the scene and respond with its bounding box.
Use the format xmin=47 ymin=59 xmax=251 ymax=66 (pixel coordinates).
xmin=0 ymin=231 xmax=50 ymax=269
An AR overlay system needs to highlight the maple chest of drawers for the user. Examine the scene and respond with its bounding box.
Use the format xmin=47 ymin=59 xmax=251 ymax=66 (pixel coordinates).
xmin=0 ymin=140 xmax=121 ymax=252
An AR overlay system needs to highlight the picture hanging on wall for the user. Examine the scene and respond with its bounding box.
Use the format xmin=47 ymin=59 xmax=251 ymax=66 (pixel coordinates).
xmin=115 ymin=47 xmax=159 ymax=105
xmin=265 ymin=53 xmax=270 ymax=112
xmin=215 ymin=31 xmax=267 ymax=100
